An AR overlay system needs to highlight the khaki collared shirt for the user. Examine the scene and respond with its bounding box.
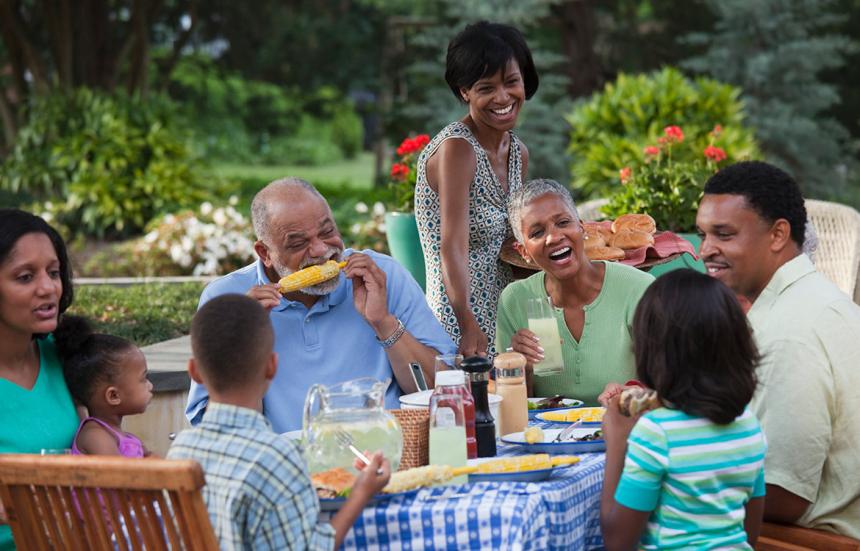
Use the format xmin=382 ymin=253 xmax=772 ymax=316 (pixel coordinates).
xmin=748 ymin=254 xmax=860 ymax=538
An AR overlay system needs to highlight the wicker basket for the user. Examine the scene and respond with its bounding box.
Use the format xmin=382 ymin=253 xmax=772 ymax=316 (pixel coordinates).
xmin=390 ymin=409 xmax=429 ymax=471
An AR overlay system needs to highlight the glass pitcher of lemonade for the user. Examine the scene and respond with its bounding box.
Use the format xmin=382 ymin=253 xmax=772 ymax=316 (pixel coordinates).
xmin=303 ymin=377 xmax=403 ymax=473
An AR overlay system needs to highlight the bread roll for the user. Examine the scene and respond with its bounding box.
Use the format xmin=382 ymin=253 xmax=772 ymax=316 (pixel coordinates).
xmin=583 ymin=229 xmax=606 ymax=249
xmin=618 ymin=387 xmax=661 ymax=417
xmin=583 ymin=222 xmax=612 ymax=242
xmin=609 ymin=229 xmax=655 ymax=250
xmin=585 ymin=246 xmax=626 ymax=261
xmin=611 ymin=214 xmax=657 ymax=235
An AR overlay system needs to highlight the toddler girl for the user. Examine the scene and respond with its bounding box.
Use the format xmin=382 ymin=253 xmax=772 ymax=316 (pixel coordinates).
xmin=54 ymin=316 xmax=153 ymax=457
xmin=601 ymin=269 xmax=766 ymax=550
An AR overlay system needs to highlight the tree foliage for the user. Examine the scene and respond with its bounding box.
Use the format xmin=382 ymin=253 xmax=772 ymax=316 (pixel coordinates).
xmin=682 ymin=0 xmax=858 ymax=198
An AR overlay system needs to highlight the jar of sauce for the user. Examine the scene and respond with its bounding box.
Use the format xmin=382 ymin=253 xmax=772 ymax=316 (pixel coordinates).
xmin=494 ymin=351 xmax=528 ymax=435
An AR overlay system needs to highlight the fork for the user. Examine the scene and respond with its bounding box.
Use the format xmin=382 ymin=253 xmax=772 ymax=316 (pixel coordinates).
xmin=333 ymin=428 xmax=385 ymax=475
xmin=552 ymin=420 xmax=584 ymax=443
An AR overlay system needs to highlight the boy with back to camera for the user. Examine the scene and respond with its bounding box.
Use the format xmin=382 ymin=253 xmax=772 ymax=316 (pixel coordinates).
xmin=168 ymin=294 xmax=390 ymax=550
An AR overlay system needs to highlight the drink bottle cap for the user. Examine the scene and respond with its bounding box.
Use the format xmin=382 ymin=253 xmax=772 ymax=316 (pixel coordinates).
xmin=435 ymin=369 xmax=466 ymax=386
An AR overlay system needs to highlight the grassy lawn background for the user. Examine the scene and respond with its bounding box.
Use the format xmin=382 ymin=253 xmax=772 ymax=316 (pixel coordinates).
xmin=70 ymin=283 xmax=204 ymax=346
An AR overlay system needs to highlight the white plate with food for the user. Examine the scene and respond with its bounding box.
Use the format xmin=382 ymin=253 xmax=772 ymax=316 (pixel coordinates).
xmin=312 ymin=466 xmax=422 ymax=511
xmin=501 ymin=427 xmax=605 ymax=453
xmin=527 ymin=397 xmax=585 ymax=419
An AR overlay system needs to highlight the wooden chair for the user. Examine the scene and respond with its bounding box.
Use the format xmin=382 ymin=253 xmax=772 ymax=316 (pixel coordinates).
xmin=756 ymin=521 xmax=860 ymax=551
xmin=0 ymin=454 xmax=218 ymax=551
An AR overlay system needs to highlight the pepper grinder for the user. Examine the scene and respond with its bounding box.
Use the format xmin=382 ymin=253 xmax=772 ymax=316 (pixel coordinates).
xmin=460 ymin=356 xmax=497 ymax=457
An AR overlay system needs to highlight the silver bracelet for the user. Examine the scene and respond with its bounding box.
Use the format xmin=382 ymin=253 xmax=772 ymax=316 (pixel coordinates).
xmin=378 ymin=318 xmax=406 ymax=349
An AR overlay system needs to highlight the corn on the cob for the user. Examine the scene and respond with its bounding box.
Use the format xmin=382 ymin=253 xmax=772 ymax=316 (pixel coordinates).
xmin=523 ymin=426 xmax=544 ymax=444
xmin=278 ymin=260 xmax=347 ymax=294
xmin=382 ymin=465 xmax=475 ymax=493
xmin=539 ymin=406 xmax=605 ymax=423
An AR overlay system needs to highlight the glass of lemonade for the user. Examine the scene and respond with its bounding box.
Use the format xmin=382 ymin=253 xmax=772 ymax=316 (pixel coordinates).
xmin=526 ymin=296 xmax=565 ymax=377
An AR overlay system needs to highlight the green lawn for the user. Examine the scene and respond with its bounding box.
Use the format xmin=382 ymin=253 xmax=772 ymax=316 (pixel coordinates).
xmin=213 ymin=151 xmax=376 ymax=191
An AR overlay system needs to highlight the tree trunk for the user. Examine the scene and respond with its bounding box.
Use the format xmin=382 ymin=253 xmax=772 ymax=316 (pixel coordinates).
xmin=158 ymin=0 xmax=197 ymax=90
xmin=0 ymin=0 xmax=50 ymax=94
xmin=554 ymin=0 xmax=604 ymax=98
xmin=43 ymin=0 xmax=74 ymax=89
xmin=0 ymin=89 xmax=17 ymax=151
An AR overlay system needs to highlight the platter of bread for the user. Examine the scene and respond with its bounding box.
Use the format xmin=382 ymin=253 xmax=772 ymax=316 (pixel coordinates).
xmin=501 ymin=213 xmax=685 ymax=271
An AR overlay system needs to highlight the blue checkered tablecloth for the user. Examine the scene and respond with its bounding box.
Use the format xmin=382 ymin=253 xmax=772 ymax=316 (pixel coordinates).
xmin=332 ymin=421 xmax=606 ymax=551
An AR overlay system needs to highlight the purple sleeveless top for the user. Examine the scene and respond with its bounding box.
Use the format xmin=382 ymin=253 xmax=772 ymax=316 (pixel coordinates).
xmin=71 ymin=417 xmax=145 ymax=457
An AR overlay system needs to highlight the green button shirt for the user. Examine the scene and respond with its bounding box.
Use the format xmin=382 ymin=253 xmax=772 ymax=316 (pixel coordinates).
xmin=495 ymin=261 xmax=653 ymax=404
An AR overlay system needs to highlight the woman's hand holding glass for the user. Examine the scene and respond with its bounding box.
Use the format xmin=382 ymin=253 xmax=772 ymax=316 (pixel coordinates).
xmin=509 ymin=328 xmax=542 ymax=370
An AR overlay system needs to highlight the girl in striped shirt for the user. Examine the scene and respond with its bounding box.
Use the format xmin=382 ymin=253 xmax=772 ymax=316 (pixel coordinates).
xmin=600 ymin=269 xmax=766 ymax=550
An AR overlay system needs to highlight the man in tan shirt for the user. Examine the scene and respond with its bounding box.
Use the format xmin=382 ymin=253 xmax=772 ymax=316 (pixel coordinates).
xmin=696 ymin=160 xmax=860 ymax=538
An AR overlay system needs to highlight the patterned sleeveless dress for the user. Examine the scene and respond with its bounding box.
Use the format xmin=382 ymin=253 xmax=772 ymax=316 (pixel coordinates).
xmin=415 ymin=121 xmax=524 ymax=358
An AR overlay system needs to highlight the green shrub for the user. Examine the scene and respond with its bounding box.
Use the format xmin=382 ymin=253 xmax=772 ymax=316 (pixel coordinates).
xmin=69 ymin=283 xmax=203 ymax=346
xmin=567 ymin=67 xmax=759 ymax=199
xmin=0 ymin=89 xmax=214 ymax=237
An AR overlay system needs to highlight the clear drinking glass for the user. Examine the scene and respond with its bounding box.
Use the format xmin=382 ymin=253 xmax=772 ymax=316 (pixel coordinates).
xmin=40 ymin=449 xmax=72 ymax=455
xmin=526 ymin=296 xmax=565 ymax=376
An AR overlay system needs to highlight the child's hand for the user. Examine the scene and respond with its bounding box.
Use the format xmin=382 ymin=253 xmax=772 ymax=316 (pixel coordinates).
xmin=602 ymin=395 xmax=641 ymax=455
xmin=352 ymin=451 xmax=391 ymax=499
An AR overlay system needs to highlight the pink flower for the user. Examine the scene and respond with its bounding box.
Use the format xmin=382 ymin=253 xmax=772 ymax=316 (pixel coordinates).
xmin=663 ymin=125 xmax=684 ymax=143
xmin=710 ymin=124 xmax=723 ymax=138
xmin=619 ymin=167 xmax=632 ymax=184
xmin=643 ymin=146 xmax=660 ymax=157
xmin=703 ymin=145 xmax=727 ymax=163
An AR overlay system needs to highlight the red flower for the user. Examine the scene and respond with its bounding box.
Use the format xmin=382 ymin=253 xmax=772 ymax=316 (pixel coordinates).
xmin=390 ymin=163 xmax=410 ymax=180
xmin=643 ymin=145 xmax=660 ymax=157
xmin=396 ymin=134 xmax=431 ymax=156
xmin=703 ymin=145 xmax=727 ymax=163
xmin=619 ymin=167 xmax=632 ymax=184
xmin=663 ymin=125 xmax=684 ymax=143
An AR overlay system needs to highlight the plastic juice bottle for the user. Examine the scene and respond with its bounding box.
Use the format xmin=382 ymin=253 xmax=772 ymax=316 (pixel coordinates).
xmin=494 ymin=351 xmax=529 ymax=435
xmin=434 ymin=369 xmax=477 ymax=459
xmin=429 ymin=391 xmax=468 ymax=485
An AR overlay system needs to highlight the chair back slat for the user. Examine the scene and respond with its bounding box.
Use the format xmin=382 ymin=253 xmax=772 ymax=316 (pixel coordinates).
xmin=757 ymin=522 xmax=860 ymax=551
xmin=153 ymin=490 xmax=183 ymax=549
xmin=0 ymin=455 xmax=217 ymax=550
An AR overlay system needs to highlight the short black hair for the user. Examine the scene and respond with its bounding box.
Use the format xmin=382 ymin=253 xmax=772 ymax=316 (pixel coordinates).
xmin=633 ymin=269 xmax=759 ymax=425
xmin=54 ymin=315 xmax=136 ymax=405
xmin=703 ymin=161 xmax=807 ymax=247
xmin=0 ymin=209 xmax=74 ymax=315
xmin=445 ymin=21 xmax=539 ymax=102
xmin=191 ymin=294 xmax=274 ymax=393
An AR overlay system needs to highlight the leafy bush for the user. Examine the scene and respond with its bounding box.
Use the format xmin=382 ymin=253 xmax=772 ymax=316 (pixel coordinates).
xmin=567 ymin=67 xmax=759 ymax=199
xmin=0 ymin=89 xmax=213 ymax=237
xmin=69 ymin=283 xmax=203 ymax=346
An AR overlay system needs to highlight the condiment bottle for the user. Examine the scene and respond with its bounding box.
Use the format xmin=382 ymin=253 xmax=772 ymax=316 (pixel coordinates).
xmin=494 ymin=351 xmax=528 ymax=435
xmin=460 ymin=356 xmax=497 ymax=457
xmin=432 ymin=369 xmax=477 ymax=459
xmin=428 ymin=386 xmax=468 ymax=485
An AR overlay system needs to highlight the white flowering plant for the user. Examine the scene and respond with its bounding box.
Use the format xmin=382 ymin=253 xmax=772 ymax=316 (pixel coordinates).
xmin=83 ymin=197 xmax=257 ymax=277
xmin=346 ymin=200 xmax=389 ymax=253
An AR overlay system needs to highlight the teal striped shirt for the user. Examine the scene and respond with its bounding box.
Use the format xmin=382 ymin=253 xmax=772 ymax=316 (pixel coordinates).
xmin=615 ymin=407 xmax=766 ymax=550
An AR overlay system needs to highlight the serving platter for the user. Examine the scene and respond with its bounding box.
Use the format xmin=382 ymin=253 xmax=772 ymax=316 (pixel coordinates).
xmin=318 ymin=488 xmax=421 ymax=512
xmin=501 ymin=428 xmax=606 ymax=454
xmin=499 ymin=236 xmax=685 ymax=272
xmin=465 ymin=457 xmax=579 ymax=483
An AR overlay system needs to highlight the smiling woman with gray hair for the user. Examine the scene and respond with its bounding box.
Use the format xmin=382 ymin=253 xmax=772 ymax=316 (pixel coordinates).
xmin=496 ymin=179 xmax=654 ymax=402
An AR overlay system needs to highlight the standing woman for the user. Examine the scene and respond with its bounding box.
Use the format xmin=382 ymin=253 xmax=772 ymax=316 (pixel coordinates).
xmin=0 ymin=209 xmax=79 ymax=550
xmin=415 ymin=21 xmax=538 ymax=357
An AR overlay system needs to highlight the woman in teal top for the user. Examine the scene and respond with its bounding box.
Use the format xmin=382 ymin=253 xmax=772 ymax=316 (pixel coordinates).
xmin=0 ymin=209 xmax=80 ymax=550
xmin=495 ymin=179 xmax=653 ymax=403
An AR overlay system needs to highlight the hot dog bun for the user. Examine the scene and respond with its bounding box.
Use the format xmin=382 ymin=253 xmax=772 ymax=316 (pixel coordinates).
xmin=611 ymin=214 xmax=657 ymax=235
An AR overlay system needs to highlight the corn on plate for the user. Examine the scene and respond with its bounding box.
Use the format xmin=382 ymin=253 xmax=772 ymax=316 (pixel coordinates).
xmin=536 ymin=406 xmax=605 ymax=424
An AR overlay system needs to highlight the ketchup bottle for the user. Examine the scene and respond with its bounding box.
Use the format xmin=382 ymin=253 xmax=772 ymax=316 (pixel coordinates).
xmin=431 ymin=369 xmax=477 ymax=459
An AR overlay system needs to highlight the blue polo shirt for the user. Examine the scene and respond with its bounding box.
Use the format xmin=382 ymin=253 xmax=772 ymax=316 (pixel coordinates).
xmin=185 ymin=249 xmax=456 ymax=433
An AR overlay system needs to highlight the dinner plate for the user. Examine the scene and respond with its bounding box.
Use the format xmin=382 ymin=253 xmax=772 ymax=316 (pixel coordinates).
xmin=501 ymin=428 xmax=606 ymax=454
xmin=527 ymin=397 xmax=585 ymax=420
xmin=535 ymin=406 xmax=605 ymax=426
xmin=465 ymin=457 xmax=577 ymax=483
xmin=318 ymin=488 xmax=420 ymax=512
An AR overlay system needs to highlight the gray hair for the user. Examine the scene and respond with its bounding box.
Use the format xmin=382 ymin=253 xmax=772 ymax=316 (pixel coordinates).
xmin=507 ymin=178 xmax=580 ymax=243
xmin=250 ymin=177 xmax=326 ymax=243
